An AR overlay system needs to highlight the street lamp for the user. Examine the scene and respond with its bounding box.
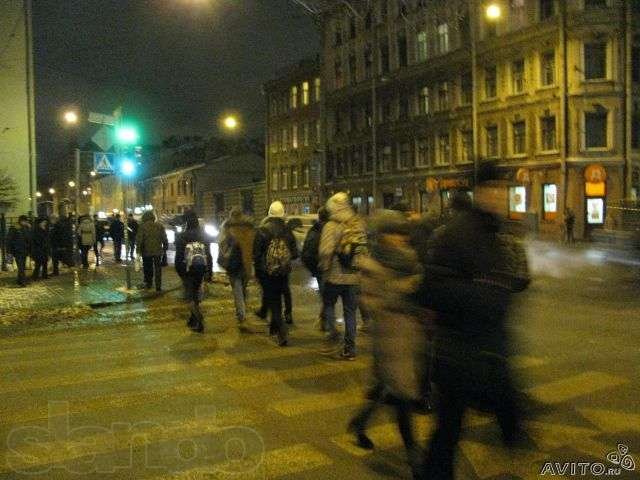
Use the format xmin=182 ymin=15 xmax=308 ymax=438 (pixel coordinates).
xmin=485 ymin=3 xmax=502 ymax=20
xmin=82 ymin=190 xmax=88 ymax=196
xmin=35 ymin=191 xmax=42 ymax=198
xmin=90 ymin=170 xmax=96 ymax=177
xmin=63 ymin=110 xmax=78 ymax=125
xmin=48 ymin=188 xmax=55 ymax=195
xmin=68 ymin=180 xmax=76 ymax=188
xmin=223 ymin=115 xmax=239 ymax=131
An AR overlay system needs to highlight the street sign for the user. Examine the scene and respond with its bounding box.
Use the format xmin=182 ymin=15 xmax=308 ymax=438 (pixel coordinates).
xmin=88 ymin=112 xmax=116 ymax=126
xmin=93 ymin=152 xmax=115 ymax=174
xmin=91 ymin=125 xmax=113 ymax=152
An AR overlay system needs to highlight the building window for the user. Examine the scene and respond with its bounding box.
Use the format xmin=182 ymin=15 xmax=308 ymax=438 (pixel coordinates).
xmin=436 ymin=23 xmax=449 ymax=54
xmin=336 ymin=149 xmax=346 ymax=177
xmin=585 ymin=110 xmax=608 ymax=149
xmin=584 ymin=42 xmax=607 ymax=80
xmin=291 ymin=167 xmax=298 ymax=189
xmin=365 ymin=10 xmax=372 ymax=30
xmin=587 ymin=198 xmax=605 ymax=225
xmin=334 ymin=110 xmax=342 ymax=135
xmin=512 ymin=121 xmax=526 ymax=154
xmin=632 ymin=46 xmax=640 ymax=83
xmin=349 ymin=15 xmax=356 ymax=39
xmin=380 ymin=145 xmax=392 ymax=172
xmin=303 ymin=163 xmax=310 ymax=187
xmin=511 ymin=59 xmax=525 ymax=94
xmin=326 ymin=152 xmax=334 ymax=181
xmin=281 ymin=168 xmax=289 ymax=190
xmin=282 ymin=127 xmax=288 ymax=151
xmin=399 ymin=93 xmax=409 ymax=120
xmin=314 ymin=77 xmax=321 ymax=102
xmin=510 ymin=0 xmax=526 ymax=28
xmin=541 ymin=51 xmax=555 ymax=86
xmin=315 ymin=121 xmax=321 ymax=144
xmin=540 ymin=0 xmax=555 ymax=19
xmin=351 ymin=146 xmax=362 ymax=176
xmin=584 ymin=0 xmax=607 ymax=9
xmin=486 ymin=125 xmax=499 ymax=158
xmin=398 ymin=142 xmax=411 ymax=169
xmin=485 ymin=65 xmax=497 ymax=98
xmin=436 ymin=133 xmax=450 ymax=165
xmin=302 ymin=81 xmax=310 ymax=105
xmin=460 ymin=74 xmax=472 ymax=105
xmin=460 ymin=130 xmax=473 ymax=163
xmin=416 ymin=138 xmax=429 ymax=166
xmin=303 ymin=123 xmax=310 ymax=146
xmin=292 ymin=124 xmax=298 ymax=149
xmin=398 ymin=32 xmax=408 ymax=68
xmin=271 ymin=169 xmax=278 ymax=191
xmin=291 ymin=86 xmax=298 ymax=109
xmin=349 ymin=53 xmax=357 ymax=84
xmin=334 ymin=58 xmax=343 ymax=88
xmin=418 ymin=86 xmax=430 ymax=115
xmin=541 ymin=115 xmax=557 ymax=151
xmin=543 ymin=184 xmax=558 ymax=220
xmin=364 ymin=44 xmax=373 ymax=79
xmin=438 ymin=82 xmax=449 ymax=110
xmin=380 ymin=39 xmax=390 ymax=74
xmin=632 ymin=103 xmax=640 ymax=149
xmin=335 ymin=22 xmax=343 ymax=46
xmin=509 ymin=186 xmax=527 ymax=217
xmin=365 ymin=143 xmax=373 ymax=173
xmin=416 ymin=30 xmax=428 ymax=62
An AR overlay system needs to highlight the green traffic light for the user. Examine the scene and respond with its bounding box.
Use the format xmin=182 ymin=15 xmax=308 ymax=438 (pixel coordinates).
xmin=116 ymin=126 xmax=139 ymax=145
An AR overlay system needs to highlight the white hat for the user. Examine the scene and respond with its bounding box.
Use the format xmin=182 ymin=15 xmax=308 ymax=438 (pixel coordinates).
xmin=268 ymin=200 xmax=285 ymax=218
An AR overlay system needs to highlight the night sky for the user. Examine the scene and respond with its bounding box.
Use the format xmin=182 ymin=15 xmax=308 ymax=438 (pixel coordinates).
xmin=33 ymin=0 xmax=319 ymax=177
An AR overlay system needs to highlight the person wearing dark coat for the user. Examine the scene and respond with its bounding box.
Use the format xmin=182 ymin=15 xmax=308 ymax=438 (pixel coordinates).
xmin=175 ymin=211 xmax=212 ymax=333
xmin=253 ymin=201 xmax=298 ymax=346
xmin=7 ymin=215 xmax=32 ymax=286
xmin=110 ymin=214 xmax=125 ymax=262
xmin=31 ymin=217 xmax=51 ymax=280
xmin=301 ymin=207 xmax=329 ymax=329
xmin=415 ymin=165 xmax=529 ymax=480
xmin=126 ymin=213 xmax=139 ymax=261
xmin=137 ymin=210 xmax=168 ymax=291
xmin=93 ymin=214 xmax=105 ymax=265
xmin=50 ymin=215 xmax=74 ymax=275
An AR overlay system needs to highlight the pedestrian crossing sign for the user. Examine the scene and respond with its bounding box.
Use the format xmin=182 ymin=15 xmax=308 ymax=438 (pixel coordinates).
xmin=93 ymin=152 xmax=115 ymax=174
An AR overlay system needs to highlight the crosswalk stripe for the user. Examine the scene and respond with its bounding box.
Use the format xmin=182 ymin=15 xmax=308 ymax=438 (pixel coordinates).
xmin=525 ymin=420 xmax=600 ymax=451
xmin=1 ymin=407 xmax=259 ymax=474
xmin=270 ymin=389 xmax=364 ymax=417
xmin=458 ymin=440 xmax=546 ymax=479
xmin=526 ymin=371 xmax=627 ymax=404
xmin=578 ymin=408 xmax=640 ymax=433
xmin=154 ymin=443 xmax=333 ymax=480
xmin=511 ymin=355 xmax=546 ymax=369
xmin=221 ymin=358 xmax=370 ymax=390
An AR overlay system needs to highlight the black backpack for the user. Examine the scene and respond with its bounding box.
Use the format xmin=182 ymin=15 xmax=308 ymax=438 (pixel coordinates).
xmin=217 ymin=234 xmax=242 ymax=274
xmin=301 ymin=224 xmax=322 ymax=276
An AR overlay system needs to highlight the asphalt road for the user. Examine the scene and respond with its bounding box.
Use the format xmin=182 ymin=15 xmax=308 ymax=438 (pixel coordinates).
xmin=0 ymin=241 xmax=639 ymax=479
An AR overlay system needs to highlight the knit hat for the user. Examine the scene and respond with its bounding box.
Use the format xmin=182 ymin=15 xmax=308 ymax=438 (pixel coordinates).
xmin=326 ymin=192 xmax=351 ymax=215
xmin=268 ymin=201 xmax=285 ymax=218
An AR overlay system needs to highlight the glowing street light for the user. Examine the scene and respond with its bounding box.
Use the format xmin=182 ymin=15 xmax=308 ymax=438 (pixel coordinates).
xmin=64 ymin=110 xmax=79 ymax=125
xmin=485 ymin=3 xmax=502 ymax=20
xmin=121 ymin=159 xmax=136 ymax=177
xmin=82 ymin=190 xmax=89 ymax=196
xmin=48 ymin=188 xmax=55 ymax=195
xmin=35 ymin=191 xmax=42 ymax=198
xmin=116 ymin=126 xmax=139 ymax=145
xmin=90 ymin=170 xmax=96 ymax=177
xmin=223 ymin=115 xmax=238 ymax=131
xmin=68 ymin=180 xmax=76 ymax=188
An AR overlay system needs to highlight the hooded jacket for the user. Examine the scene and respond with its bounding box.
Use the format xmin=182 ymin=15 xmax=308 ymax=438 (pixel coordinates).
xmin=252 ymin=216 xmax=298 ymax=277
xmin=220 ymin=214 xmax=256 ymax=277
xmin=31 ymin=220 xmax=51 ymax=260
xmin=78 ymin=217 xmax=96 ymax=247
xmin=136 ymin=211 xmax=168 ymax=257
xmin=318 ymin=193 xmax=366 ymax=285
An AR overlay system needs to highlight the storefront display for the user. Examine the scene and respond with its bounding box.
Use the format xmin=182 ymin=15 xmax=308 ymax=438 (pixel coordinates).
xmin=543 ymin=184 xmax=557 ymax=220
xmin=509 ymin=186 xmax=527 ymax=219
xmin=586 ymin=198 xmax=604 ymax=225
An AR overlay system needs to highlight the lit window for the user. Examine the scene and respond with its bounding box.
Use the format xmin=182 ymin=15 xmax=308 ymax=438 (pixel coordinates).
xmin=292 ymin=124 xmax=298 ymax=149
xmin=302 ymin=81 xmax=310 ymax=105
xmin=543 ymin=184 xmax=557 ymax=220
xmin=509 ymin=186 xmax=527 ymax=217
xmin=587 ymin=198 xmax=604 ymax=224
xmin=314 ymin=78 xmax=321 ymax=102
xmin=418 ymin=86 xmax=430 ymax=115
xmin=291 ymin=167 xmax=298 ymax=189
xmin=416 ymin=138 xmax=429 ymax=166
xmin=584 ymin=42 xmax=607 ymax=80
xmin=281 ymin=168 xmax=289 ymax=190
xmin=303 ymin=123 xmax=310 ymax=146
xmin=303 ymin=163 xmax=310 ymax=187
xmin=291 ymin=86 xmax=298 ymax=109
xmin=437 ymin=23 xmax=449 ymax=54
xmin=271 ymin=169 xmax=278 ymax=191
xmin=438 ymin=82 xmax=449 ymax=110
xmin=436 ymin=133 xmax=450 ymax=165
xmin=416 ymin=30 xmax=428 ymax=62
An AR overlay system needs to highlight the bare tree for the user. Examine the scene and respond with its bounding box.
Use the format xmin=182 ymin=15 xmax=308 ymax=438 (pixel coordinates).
xmin=0 ymin=169 xmax=19 ymax=214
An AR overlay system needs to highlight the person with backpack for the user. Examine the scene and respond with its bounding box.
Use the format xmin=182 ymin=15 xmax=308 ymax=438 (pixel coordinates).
xmin=301 ymin=206 xmax=330 ymax=330
xmin=252 ymin=201 xmax=298 ymax=346
xmin=318 ymin=192 xmax=368 ymax=360
xmin=136 ymin=210 xmax=168 ymax=291
xmin=175 ymin=210 xmax=212 ymax=333
xmin=77 ymin=215 xmax=96 ymax=269
xmin=7 ymin=215 xmax=32 ymax=286
xmin=218 ymin=208 xmax=256 ymax=328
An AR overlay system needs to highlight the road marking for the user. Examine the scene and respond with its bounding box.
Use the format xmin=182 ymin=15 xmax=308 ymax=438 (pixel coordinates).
xmin=154 ymin=443 xmax=332 ymax=480
xmin=221 ymin=358 xmax=370 ymax=390
xmin=525 ymin=420 xmax=600 ymax=451
xmin=2 ymin=407 xmax=259 ymax=474
xmin=526 ymin=371 xmax=627 ymax=404
xmin=511 ymin=355 xmax=546 ymax=369
xmin=459 ymin=440 xmax=546 ymax=479
xmin=578 ymin=408 xmax=640 ymax=433
xmin=270 ymin=388 xmax=365 ymax=417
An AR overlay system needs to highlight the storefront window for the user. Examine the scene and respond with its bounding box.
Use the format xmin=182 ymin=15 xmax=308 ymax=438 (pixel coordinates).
xmin=586 ymin=198 xmax=604 ymax=225
xmin=543 ymin=184 xmax=557 ymax=220
xmin=509 ymin=186 xmax=527 ymax=219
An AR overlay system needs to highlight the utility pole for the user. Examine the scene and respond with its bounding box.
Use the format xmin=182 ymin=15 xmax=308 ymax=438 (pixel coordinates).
xmin=74 ymin=147 xmax=80 ymax=216
xmin=371 ymin=73 xmax=378 ymax=212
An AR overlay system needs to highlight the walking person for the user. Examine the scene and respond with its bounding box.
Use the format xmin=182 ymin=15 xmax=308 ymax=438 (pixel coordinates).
xmin=218 ymin=208 xmax=256 ymax=329
xmin=31 ymin=217 xmax=50 ymax=280
xmin=564 ymin=208 xmax=575 ymax=244
xmin=110 ymin=213 xmax=125 ymax=262
xmin=253 ymin=201 xmax=298 ymax=346
xmin=136 ymin=210 xmax=168 ymax=291
xmin=126 ymin=213 xmax=139 ymax=261
xmin=347 ymin=209 xmax=430 ymax=478
xmin=93 ymin=214 xmax=105 ymax=265
xmin=77 ymin=215 xmax=96 ymax=269
xmin=175 ymin=211 xmax=212 ymax=333
xmin=301 ymin=206 xmax=329 ymax=330
xmin=319 ymin=192 xmax=368 ymax=360
xmin=50 ymin=215 xmax=74 ymax=275
xmin=417 ymin=164 xmax=530 ymax=479
xmin=7 ymin=215 xmax=32 ymax=287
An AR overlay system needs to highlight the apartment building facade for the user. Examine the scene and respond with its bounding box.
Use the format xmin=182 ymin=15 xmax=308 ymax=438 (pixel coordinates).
xmin=321 ymin=0 xmax=640 ymax=238
xmin=265 ymin=57 xmax=324 ymax=214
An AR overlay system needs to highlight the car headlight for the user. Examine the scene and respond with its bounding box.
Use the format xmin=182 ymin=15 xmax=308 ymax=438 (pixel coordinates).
xmin=165 ymin=229 xmax=175 ymax=244
xmin=204 ymin=224 xmax=218 ymax=237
